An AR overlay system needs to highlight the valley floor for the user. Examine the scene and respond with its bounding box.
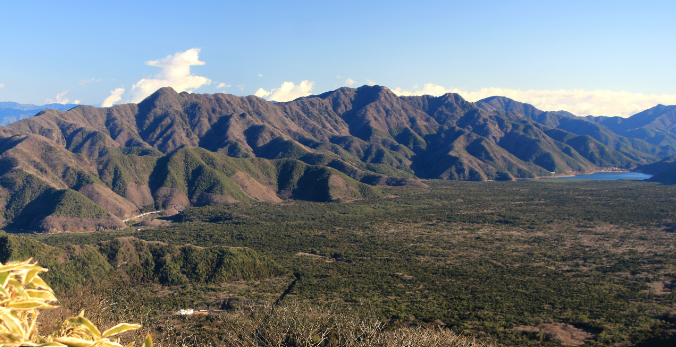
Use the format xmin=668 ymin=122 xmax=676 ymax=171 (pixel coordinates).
xmin=17 ymin=180 xmax=676 ymax=346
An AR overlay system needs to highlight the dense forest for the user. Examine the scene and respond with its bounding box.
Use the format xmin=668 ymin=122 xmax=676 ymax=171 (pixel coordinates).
xmin=3 ymin=179 xmax=676 ymax=346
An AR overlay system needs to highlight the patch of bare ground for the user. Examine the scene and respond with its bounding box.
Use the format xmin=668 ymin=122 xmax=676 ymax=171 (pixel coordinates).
xmin=78 ymin=183 xmax=138 ymax=219
xmin=394 ymin=273 xmax=414 ymax=280
xmin=38 ymin=215 xmax=126 ymax=233
xmin=231 ymin=171 xmax=282 ymax=203
xmin=154 ymin=187 xmax=190 ymax=207
xmin=136 ymin=219 xmax=172 ymax=228
xmin=295 ymin=252 xmax=326 ymax=260
xmin=514 ymin=323 xmax=595 ymax=346
xmin=328 ymin=174 xmax=360 ymax=201
xmin=122 ymin=183 xmax=154 ymax=209
xmin=645 ymin=281 xmax=675 ymax=295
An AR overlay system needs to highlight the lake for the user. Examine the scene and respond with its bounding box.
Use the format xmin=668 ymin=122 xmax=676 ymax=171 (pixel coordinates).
xmin=544 ymin=172 xmax=653 ymax=180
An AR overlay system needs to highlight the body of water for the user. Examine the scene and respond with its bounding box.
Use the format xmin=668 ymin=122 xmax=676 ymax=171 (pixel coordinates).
xmin=544 ymin=172 xmax=653 ymax=180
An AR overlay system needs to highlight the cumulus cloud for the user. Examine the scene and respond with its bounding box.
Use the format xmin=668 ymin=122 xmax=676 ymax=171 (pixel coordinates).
xmin=101 ymin=88 xmax=126 ymax=107
xmin=345 ymin=78 xmax=357 ymax=86
xmin=366 ymin=79 xmax=376 ymax=86
xmin=45 ymin=90 xmax=77 ymax=104
xmin=237 ymin=84 xmax=245 ymax=91
xmin=0 ymin=84 xmax=5 ymax=89
xmin=129 ymin=48 xmax=211 ymax=103
xmin=392 ymin=83 xmax=676 ymax=118
xmin=254 ymin=80 xmax=315 ymax=102
xmin=258 ymin=74 xmax=263 ymax=77
xmin=217 ymin=83 xmax=230 ymax=89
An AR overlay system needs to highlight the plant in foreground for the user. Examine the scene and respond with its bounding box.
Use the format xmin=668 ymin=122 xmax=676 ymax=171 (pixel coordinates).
xmin=0 ymin=258 xmax=152 ymax=347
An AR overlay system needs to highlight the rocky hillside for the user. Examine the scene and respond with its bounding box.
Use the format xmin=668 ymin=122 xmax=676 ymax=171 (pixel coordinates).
xmin=0 ymin=85 xmax=668 ymax=232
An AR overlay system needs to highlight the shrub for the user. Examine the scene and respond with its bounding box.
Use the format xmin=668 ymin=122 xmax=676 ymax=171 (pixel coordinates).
xmin=0 ymin=258 xmax=152 ymax=347
xmin=193 ymin=301 xmax=494 ymax=347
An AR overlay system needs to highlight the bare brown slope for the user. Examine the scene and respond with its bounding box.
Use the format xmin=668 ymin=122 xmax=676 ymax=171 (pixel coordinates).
xmin=77 ymin=183 xmax=138 ymax=219
xmin=230 ymin=171 xmax=282 ymax=203
xmin=0 ymin=134 xmax=98 ymax=188
xmin=0 ymin=134 xmax=140 ymax=227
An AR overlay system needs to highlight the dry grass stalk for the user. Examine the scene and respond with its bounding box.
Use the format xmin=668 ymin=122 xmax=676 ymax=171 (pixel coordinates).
xmin=204 ymin=301 xmax=496 ymax=347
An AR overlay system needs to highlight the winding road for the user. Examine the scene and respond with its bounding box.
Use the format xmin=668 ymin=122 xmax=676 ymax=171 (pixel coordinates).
xmin=122 ymin=210 xmax=163 ymax=223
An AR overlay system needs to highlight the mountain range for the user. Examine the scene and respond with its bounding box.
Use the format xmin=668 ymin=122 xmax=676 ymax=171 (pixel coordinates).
xmin=0 ymin=85 xmax=674 ymax=232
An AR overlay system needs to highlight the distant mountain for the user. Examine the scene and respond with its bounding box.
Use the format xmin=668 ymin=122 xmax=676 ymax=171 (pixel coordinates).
xmin=639 ymin=155 xmax=676 ymax=184
xmin=0 ymin=86 xmax=669 ymax=232
xmin=0 ymin=102 xmax=80 ymax=125
xmin=584 ymin=105 xmax=676 ymax=152
xmin=0 ymin=102 xmax=80 ymax=126
xmin=476 ymin=96 xmax=666 ymax=159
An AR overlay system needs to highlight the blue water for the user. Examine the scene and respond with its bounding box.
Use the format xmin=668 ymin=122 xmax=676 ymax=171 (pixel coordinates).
xmin=545 ymin=172 xmax=653 ymax=180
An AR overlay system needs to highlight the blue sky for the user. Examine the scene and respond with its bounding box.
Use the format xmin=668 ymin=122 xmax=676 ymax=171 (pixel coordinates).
xmin=1 ymin=0 xmax=675 ymax=117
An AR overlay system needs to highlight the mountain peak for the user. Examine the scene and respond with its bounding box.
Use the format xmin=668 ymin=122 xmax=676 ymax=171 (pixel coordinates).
xmin=0 ymin=86 xmax=669 ymax=232
xmin=137 ymin=86 xmax=182 ymax=109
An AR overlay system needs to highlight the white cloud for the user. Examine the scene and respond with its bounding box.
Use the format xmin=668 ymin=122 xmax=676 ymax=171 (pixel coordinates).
xmin=74 ymin=100 xmax=80 ymax=104
xmin=129 ymin=48 xmax=212 ymax=103
xmin=366 ymin=79 xmax=376 ymax=86
xmin=237 ymin=84 xmax=245 ymax=91
xmin=79 ymin=78 xmax=101 ymax=87
xmin=392 ymin=84 xmax=456 ymax=98
xmin=258 ymin=74 xmax=263 ymax=77
xmin=254 ymin=80 xmax=315 ymax=102
xmin=0 ymin=84 xmax=5 ymax=89
xmin=45 ymin=90 xmax=73 ymax=104
xmin=101 ymin=88 xmax=126 ymax=107
xmin=254 ymin=89 xmax=270 ymax=98
xmin=336 ymin=75 xmax=342 ymax=79
xmin=217 ymin=83 xmax=231 ymax=89
xmin=392 ymin=83 xmax=676 ymax=118
xmin=345 ymin=78 xmax=357 ymax=86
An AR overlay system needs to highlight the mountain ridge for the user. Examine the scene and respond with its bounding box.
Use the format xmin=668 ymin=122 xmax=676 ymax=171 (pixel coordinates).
xmin=0 ymin=85 xmax=672 ymax=232
xmin=584 ymin=104 xmax=676 ymax=151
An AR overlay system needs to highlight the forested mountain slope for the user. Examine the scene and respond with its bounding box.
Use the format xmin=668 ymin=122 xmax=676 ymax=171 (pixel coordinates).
xmin=581 ymin=105 xmax=676 ymax=154
xmin=476 ymin=96 xmax=667 ymax=159
xmin=0 ymin=85 xmax=668 ymax=232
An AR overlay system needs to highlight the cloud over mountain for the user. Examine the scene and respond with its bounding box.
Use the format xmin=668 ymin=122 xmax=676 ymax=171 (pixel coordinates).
xmin=393 ymin=83 xmax=676 ymax=118
xmin=129 ymin=48 xmax=212 ymax=103
xmin=101 ymin=88 xmax=125 ymax=107
xmin=45 ymin=90 xmax=78 ymax=104
xmin=254 ymin=80 xmax=314 ymax=102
